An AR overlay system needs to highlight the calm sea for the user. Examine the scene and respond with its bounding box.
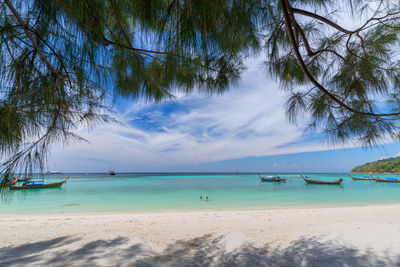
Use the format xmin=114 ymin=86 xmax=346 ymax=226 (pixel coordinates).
xmin=1 ymin=173 xmax=400 ymax=214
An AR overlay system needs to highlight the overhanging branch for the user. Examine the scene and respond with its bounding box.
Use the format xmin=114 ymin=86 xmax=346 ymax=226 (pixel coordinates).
xmin=291 ymin=7 xmax=353 ymax=34
xmin=280 ymin=0 xmax=400 ymax=118
xmin=4 ymin=0 xmax=60 ymax=78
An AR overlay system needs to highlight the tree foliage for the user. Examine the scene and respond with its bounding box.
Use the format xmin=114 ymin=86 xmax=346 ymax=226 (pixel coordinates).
xmin=1 ymin=0 xmax=400 ymax=178
xmin=270 ymin=0 xmax=400 ymax=147
xmin=0 ymin=0 xmax=259 ymax=177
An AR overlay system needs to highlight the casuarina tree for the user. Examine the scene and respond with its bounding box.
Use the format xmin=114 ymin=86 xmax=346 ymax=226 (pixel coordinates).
xmin=1 ymin=0 xmax=399 ymax=178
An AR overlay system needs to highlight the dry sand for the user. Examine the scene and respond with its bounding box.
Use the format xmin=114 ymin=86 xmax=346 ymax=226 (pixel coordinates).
xmin=1 ymin=205 xmax=400 ymax=266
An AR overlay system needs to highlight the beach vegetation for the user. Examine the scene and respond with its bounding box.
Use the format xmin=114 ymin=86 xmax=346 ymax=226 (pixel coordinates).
xmin=352 ymin=157 xmax=400 ymax=174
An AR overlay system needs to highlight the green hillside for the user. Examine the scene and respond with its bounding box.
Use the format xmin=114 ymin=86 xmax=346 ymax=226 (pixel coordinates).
xmin=351 ymin=157 xmax=400 ymax=173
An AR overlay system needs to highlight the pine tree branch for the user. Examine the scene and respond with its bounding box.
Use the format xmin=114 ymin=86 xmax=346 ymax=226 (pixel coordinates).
xmin=4 ymin=0 xmax=60 ymax=78
xmin=103 ymin=37 xmax=168 ymax=55
xmin=280 ymin=0 xmax=400 ymax=118
xmin=291 ymin=7 xmax=353 ymax=34
xmin=103 ymin=37 xmax=167 ymax=62
xmin=103 ymin=37 xmax=220 ymax=72
xmin=25 ymin=26 xmax=73 ymax=89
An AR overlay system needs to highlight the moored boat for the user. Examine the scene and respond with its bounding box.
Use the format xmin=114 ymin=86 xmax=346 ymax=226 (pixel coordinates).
xmin=0 ymin=178 xmax=17 ymax=188
xmin=10 ymin=176 xmax=69 ymax=190
xmin=301 ymin=175 xmax=343 ymax=185
xmin=351 ymin=176 xmax=374 ymax=181
xmin=259 ymin=174 xmax=286 ymax=182
xmin=374 ymin=177 xmax=400 ymax=183
xmin=109 ymin=170 xmax=116 ymax=175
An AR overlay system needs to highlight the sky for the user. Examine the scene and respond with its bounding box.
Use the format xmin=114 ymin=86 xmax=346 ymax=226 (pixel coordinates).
xmin=48 ymin=57 xmax=400 ymax=173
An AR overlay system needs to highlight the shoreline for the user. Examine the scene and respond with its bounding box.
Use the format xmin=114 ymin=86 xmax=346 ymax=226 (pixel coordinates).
xmin=2 ymin=201 xmax=400 ymax=216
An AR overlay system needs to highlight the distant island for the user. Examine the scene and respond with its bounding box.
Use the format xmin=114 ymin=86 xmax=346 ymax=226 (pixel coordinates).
xmin=351 ymin=157 xmax=400 ymax=173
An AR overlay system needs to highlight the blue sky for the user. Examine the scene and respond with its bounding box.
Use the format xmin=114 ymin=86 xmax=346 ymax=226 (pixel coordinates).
xmin=48 ymin=57 xmax=400 ymax=173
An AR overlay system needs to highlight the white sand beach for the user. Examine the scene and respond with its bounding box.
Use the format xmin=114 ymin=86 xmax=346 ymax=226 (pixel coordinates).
xmin=1 ymin=204 xmax=400 ymax=266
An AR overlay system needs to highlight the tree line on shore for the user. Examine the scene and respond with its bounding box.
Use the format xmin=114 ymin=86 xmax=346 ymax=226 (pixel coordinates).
xmin=352 ymin=157 xmax=400 ymax=174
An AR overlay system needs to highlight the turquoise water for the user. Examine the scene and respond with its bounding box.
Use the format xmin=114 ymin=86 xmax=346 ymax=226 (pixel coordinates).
xmin=1 ymin=173 xmax=400 ymax=214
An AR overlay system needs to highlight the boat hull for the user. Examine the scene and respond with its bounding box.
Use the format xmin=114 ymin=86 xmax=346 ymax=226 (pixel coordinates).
xmin=0 ymin=179 xmax=17 ymax=188
xmin=301 ymin=175 xmax=342 ymax=185
xmin=259 ymin=175 xmax=286 ymax=182
xmin=351 ymin=177 xmax=374 ymax=181
xmin=374 ymin=178 xmax=400 ymax=183
xmin=260 ymin=178 xmax=286 ymax=182
xmin=304 ymin=180 xmax=342 ymax=185
xmin=0 ymin=182 xmax=16 ymax=188
xmin=10 ymin=181 xmax=65 ymax=190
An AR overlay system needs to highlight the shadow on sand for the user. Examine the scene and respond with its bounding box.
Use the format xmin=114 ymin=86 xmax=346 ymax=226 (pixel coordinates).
xmin=1 ymin=234 xmax=399 ymax=266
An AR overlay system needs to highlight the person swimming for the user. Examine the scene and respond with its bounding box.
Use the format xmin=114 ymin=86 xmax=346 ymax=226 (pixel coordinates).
xmin=205 ymin=197 xmax=208 ymax=201
xmin=200 ymin=196 xmax=203 ymax=200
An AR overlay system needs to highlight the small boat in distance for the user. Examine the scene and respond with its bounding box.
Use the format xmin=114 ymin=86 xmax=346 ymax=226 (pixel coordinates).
xmin=374 ymin=177 xmax=400 ymax=183
xmin=10 ymin=176 xmax=69 ymax=190
xmin=259 ymin=174 xmax=286 ymax=182
xmin=109 ymin=170 xmax=116 ymax=175
xmin=301 ymin=175 xmax=343 ymax=185
xmin=45 ymin=170 xmax=62 ymax=174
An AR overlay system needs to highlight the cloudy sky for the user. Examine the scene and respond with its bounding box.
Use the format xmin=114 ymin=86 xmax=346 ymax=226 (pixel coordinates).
xmin=49 ymin=57 xmax=400 ymax=173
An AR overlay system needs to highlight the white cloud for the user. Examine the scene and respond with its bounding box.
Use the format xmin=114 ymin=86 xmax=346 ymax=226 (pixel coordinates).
xmin=49 ymin=58 xmax=338 ymax=172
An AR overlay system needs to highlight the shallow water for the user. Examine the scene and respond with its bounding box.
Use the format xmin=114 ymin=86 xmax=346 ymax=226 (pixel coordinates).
xmin=1 ymin=173 xmax=400 ymax=214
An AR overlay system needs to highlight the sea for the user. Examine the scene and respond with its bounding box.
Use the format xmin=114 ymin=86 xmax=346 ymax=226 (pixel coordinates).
xmin=1 ymin=173 xmax=400 ymax=214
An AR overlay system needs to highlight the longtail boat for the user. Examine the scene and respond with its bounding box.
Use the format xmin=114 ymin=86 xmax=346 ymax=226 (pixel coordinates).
xmin=374 ymin=177 xmax=400 ymax=183
xmin=301 ymin=175 xmax=343 ymax=185
xmin=0 ymin=179 xmax=16 ymax=188
xmin=259 ymin=174 xmax=286 ymax=182
xmin=351 ymin=176 xmax=374 ymax=181
xmin=10 ymin=176 xmax=69 ymax=190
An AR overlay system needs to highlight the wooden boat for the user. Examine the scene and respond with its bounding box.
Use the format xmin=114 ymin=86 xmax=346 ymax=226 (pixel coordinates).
xmin=351 ymin=176 xmax=374 ymax=181
xmin=374 ymin=177 xmax=400 ymax=183
xmin=10 ymin=176 xmax=69 ymax=190
xmin=0 ymin=179 xmax=16 ymax=188
xmin=301 ymin=175 xmax=343 ymax=185
xmin=259 ymin=174 xmax=286 ymax=182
